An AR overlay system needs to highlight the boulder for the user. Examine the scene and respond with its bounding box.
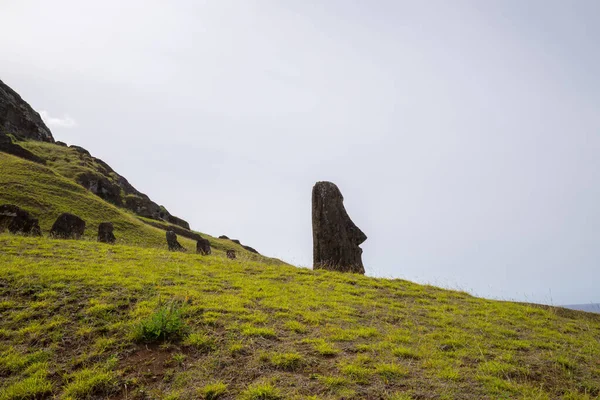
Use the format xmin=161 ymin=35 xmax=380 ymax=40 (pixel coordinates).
xmin=312 ymin=181 xmax=367 ymax=274
xmin=76 ymin=172 xmax=123 ymax=206
xmin=231 ymin=239 xmax=241 ymax=245
xmin=166 ymin=230 xmax=185 ymax=252
xmin=226 ymin=250 xmax=236 ymax=259
xmin=0 ymin=132 xmax=46 ymax=164
xmin=218 ymin=235 xmax=229 ymax=240
xmin=196 ymin=236 xmax=211 ymax=255
xmin=0 ymin=204 xmax=42 ymax=236
xmin=242 ymin=245 xmax=259 ymax=254
xmin=50 ymin=213 xmax=86 ymax=239
xmin=0 ymin=79 xmax=54 ymax=142
xmin=97 ymin=222 xmax=116 ymax=244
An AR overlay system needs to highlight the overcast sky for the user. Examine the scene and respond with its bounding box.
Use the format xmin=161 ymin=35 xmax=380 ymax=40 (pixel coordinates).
xmin=1 ymin=1 xmax=599 ymax=305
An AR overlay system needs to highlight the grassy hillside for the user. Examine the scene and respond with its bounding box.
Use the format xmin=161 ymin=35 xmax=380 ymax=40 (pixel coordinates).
xmin=1 ymin=235 xmax=599 ymax=399
xmin=0 ymin=152 xmax=276 ymax=261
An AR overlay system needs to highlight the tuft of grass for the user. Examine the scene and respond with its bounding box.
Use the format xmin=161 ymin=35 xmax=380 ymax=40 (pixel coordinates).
xmin=392 ymin=346 xmax=421 ymax=360
xmin=239 ymin=382 xmax=282 ymax=400
xmin=284 ymin=320 xmax=308 ymax=333
xmin=0 ymin=372 xmax=52 ymax=400
xmin=263 ymin=352 xmax=304 ymax=371
xmin=199 ymin=381 xmax=228 ymax=400
xmin=133 ymin=302 xmax=186 ymax=343
xmin=63 ymin=367 xmax=116 ymax=399
xmin=376 ymin=363 xmax=409 ymax=382
xmin=183 ymin=332 xmax=216 ymax=353
xmin=241 ymin=325 xmax=277 ymax=339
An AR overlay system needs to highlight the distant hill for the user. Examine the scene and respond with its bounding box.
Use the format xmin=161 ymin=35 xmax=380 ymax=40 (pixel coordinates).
xmin=0 ymin=78 xmax=265 ymax=257
xmin=563 ymin=303 xmax=600 ymax=314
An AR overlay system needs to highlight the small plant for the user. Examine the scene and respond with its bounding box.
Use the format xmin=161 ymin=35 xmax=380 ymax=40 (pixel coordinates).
xmin=240 ymin=382 xmax=282 ymax=400
xmin=0 ymin=371 xmax=52 ymax=400
xmin=241 ymin=325 xmax=277 ymax=339
xmin=134 ymin=302 xmax=186 ymax=343
xmin=266 ymin=352 xmax=304 ymax=371
xmin=376 ymin=363 xmax=409 ymax=382
xmin=172 ymin=352 xmax=186 ymax=366
xmin=392 ymin=347 xmax=421 ymax=360
xmin=183 ymin=332 xmax=216 ymax=353
xmin=317 ymin=375 xmax=349 ymax=391
xmin=340 ymin=363 xmax=372 ymax=384
xmin=63 ymin=367 xmax=116 ymax=398
xmin=199 ymin=381 xmax=228 ymax=400
xmin=284 ymin=320 xmax=308 ymax=333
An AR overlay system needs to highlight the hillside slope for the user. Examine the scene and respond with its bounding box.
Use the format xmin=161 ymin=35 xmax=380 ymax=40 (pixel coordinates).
xmin=0 ymin=152 xmax=278 ymax=261
xmin=1 ymin=235 xmax=599 ymax=399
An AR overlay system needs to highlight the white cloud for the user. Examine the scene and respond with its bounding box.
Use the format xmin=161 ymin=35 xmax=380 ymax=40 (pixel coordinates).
xmin=40 ymin=110 xmax=77 ymax=128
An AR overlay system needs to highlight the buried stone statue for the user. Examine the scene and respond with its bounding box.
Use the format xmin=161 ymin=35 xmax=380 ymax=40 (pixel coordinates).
xmin=312 ymin=181 xmax=367 ymax=274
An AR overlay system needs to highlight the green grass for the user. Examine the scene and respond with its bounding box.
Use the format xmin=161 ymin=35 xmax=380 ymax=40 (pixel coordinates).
xmin=1 ymin=235 xmax=600 ymax=398
xmin=0 ymin=152 xmax=284 ymax=263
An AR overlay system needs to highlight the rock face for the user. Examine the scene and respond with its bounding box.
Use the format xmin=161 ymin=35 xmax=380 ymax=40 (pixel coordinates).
xmin=166 ymin=230 xmax=185 ymax=251
xmin=97 ymin=222 xmax=116 ymax=244
xmin=0 ymin=204 xmax=42 ymax=236
xmin=226 ymin=250 xmax=236 ymax=259
xmin=0 ymin=132 xmax=46 ymax=164
xmin=50 ymin=213 xmax=86 ymax=239
xmin=196 ymin=237 xmax=211 ymax=255
xmin=0 ymin=79 xmax=54 ymax=142
xmin=312 ymin=181 xmax=367 ymax=274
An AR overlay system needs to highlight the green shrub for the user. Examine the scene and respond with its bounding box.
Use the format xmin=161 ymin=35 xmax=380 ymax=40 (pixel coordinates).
xmin=134 ymin=302 xmax=186 ymax=343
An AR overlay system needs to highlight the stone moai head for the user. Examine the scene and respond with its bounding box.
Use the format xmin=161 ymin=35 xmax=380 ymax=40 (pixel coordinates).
xmin=312 ymin=181 xmax=367 ymax=274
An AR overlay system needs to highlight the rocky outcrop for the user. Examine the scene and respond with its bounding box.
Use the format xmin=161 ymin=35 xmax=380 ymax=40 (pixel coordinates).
xmin=98 ymin=222 xmax=116 ymax=244
xmin=218 ymin=235 xmax=260 ymax=254
xmin=226 ymin=250 xmax=236 ymax=259
xmin=312 ymin=181 xmax=367 ymax=274
xmin=76 ymin=172 xmax=123 ymax=206
xmin=0 ymin=132 xmax=46 ymax=164
xmin=166 ymin=230 xmax=185 ymax=252
xmin=196 ymin=236 xmax=211 ymax=255
xmin=0 ymin=79 xmax=190 ymax=231
xmin=0 ymin=79 xmax=54 ymax=142
xmin=50 ymin=213 xmax=86 ymax=239
xmin=0 ymin=204 xmax=42 ymax=236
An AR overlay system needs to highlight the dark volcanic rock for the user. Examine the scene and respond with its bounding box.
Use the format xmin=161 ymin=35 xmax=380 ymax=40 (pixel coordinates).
xmin=196 ymin=236 xmax=211 ymax=255
xmin=0 ymin=132 xmax=46 ymax=164
xmin=97 ymin=222 xmax=116 ymax=244
xmin=76 ymin=172 xmax=123 ymax=206
xmin=55 ymin=141 xmax=67 ymax=147
xmin=166 ymin=215 xmax=190 ymax=231
xmin=50 ymin=213 xmax=86 ymax=239
xmin=166 ymin=230 xmax=185 ymax=252
xmin=219 ymin=235 xmax=229 ymax=240
xmin=0 ymin=204 xmax=42 ymax=236
xmin=242 ymin=245 xmax=259 ymax=254
xmin=312 ymin=181 xmax=367 ymax=274
xmin=226 ymin=250 xmax=236 ymax=259
xmin=69 ymin=145 xmax=90 ymax=156
xmin=0 ymin=79 xmax=54 ymax=142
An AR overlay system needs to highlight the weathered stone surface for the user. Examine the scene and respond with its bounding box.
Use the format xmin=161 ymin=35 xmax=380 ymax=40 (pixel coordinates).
xmin=242 ymin=245 xmax=259 ymax=254
xmin=226 ymin=250 xmax=236 ymax=259
xmin=0 ymin=79 xmax=54 ymax=142
xmin=76 ymin=172 xmax=123 ymax=206
xmin=218 ymin=235 xmax=229 ymax=240
xmin=166 ymin=230 xmax=185 ymax=252
xmin=196 ymin=236 xmax=211 ymax=255
xmin=98 ymin=222 xmax=116 ymax=244
xmin=312 ymin=181 xmax=367 ymax=274
xmin=55 ymin=141 xmax=67 ymax=147
xmin=50 ymin=213 xmax=86 ymax=239
xmin=0 ymin=132 xmax=46 ymax=164
xmin=0 ymin=204 xmax=42 ymax=236
xmin=69 ymin=145 xmax=90 ymax=156
xmin=231 ymin=239 xmax=241 ymax=245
